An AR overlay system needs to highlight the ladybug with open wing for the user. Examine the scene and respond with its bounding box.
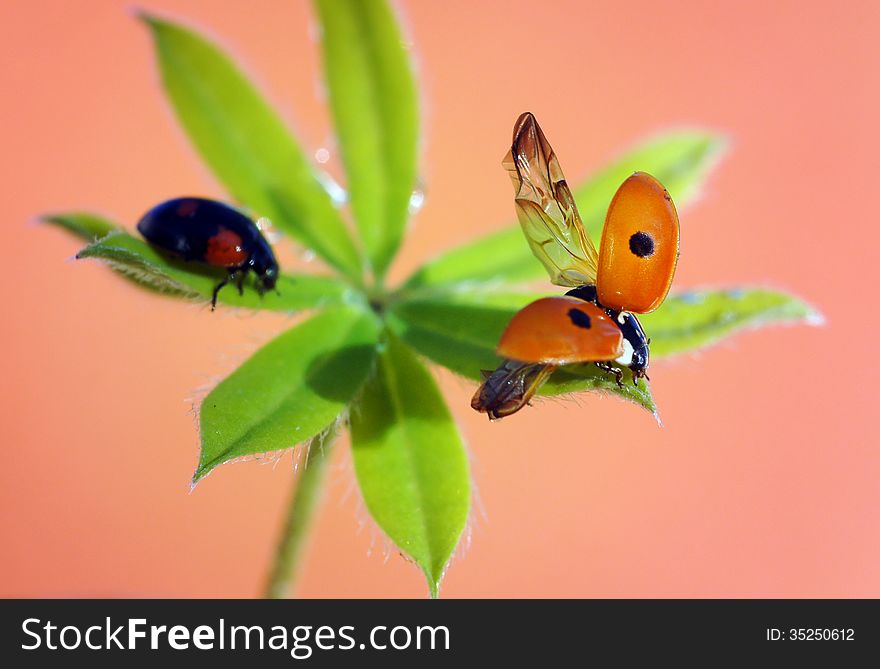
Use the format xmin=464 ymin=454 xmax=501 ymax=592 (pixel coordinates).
xmin=137 ymin=197 xmax=279 ymax=309
xmin=471 ymin=112 xmax=680 ymax=420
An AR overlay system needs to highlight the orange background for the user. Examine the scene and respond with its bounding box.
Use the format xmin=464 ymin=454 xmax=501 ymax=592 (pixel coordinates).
xmin=2 ymin=0 xmax=878 ymax=597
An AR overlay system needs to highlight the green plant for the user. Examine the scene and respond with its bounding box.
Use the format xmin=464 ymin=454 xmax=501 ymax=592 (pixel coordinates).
xmin=44 ymin=1 xmax=820 ymax=598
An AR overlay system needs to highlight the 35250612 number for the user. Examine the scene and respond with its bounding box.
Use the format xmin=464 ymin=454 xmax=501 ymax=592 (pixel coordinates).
xmin=788 ymin=628 xmax=854 ymax=641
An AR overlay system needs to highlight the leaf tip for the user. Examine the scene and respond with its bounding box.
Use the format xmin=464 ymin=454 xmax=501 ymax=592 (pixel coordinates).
xmin=73 ymin=242 xmax=96 ymax=260
xmin=38 ymin=213 xmax=73 ymax=237
xmin=706 ymin=130 xmax=732 ymax=157
xmin=652 ymin=408 xmax=663 ymax=427
xmin=424 ymin=570 xmax=441 ymax=599
xmin=73 ymin=230 xmax=123 ymax=260
xmin=133 ymin=7 xmax=173 ymax=38
xmin=38 ymin=212 xmax=61 ymax=226
xmin=39 ymin=212 xmax=76 ymax=234
xmin=190 ymin=462 xmax=212 ymax=488
xmin=132 ymin=7 xmax=159 ymax=26
xmin=803 ymin=305 xmax=827 ymax=328
xmin=689 ymin=129 xmax=731 ymax=187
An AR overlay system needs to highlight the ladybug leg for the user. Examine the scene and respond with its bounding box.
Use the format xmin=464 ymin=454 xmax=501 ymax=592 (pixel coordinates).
xmin=595 ymin=361 xmax=624 ymax=388
xmin=630 ymin=369 xmax=649 ymax=386
xmin=256 ymin=275 xmax=268 ymax=298
xmin=235 ymin=270 xmax=246 ymax=296
xmin=211 ymin=275 xmax=232 ymax=310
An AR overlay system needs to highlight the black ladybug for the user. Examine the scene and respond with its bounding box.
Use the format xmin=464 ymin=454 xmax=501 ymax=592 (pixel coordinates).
xmin=137 ymin=197 xmax=278 ymax=308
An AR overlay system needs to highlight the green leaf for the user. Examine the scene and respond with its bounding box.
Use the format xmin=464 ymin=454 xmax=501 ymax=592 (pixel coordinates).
xmin=545 ymin=364 xmax=655 ymax=408
xmin=41 ymin=212 xmax=118 ymax=241
xmin=403 ymin=226 xmax=542 ymax=289
xmin=388 ymin=290 xmax=656 ymax=414
xmin=196 ymin=307 xmax=380 ymax=482
xmin=314 ymin=0 xmax=418 ymax=279
xmin=350 ymin=334 xmax=470 ymax=598
xmin=76 ymin=230 xmax=356 ymax=311
xmin=641 ymin=287 xmax=824 ymax=358
xmin=387 ymin=289 xmax=542 ymax=378
xmin=141 ymin=14 xmax=362 ymax=281
xmin=44 ymin=213 xmax=183 ymax=296
xmin=405 ymin=130 xmax=727 ymax=288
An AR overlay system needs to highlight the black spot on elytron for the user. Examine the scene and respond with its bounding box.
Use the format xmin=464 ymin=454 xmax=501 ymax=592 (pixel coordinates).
xmin=568 ymin=308 xmax=592 ymax=329
xmin=629 ymin=231 xmax=655 ymax=258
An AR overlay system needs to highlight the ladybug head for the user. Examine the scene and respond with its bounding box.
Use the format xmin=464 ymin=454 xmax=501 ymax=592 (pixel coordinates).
xmin=259 ymin=265 xmax=278 ymax=293
xmin=250 ymin=247 xmax=279 ymax=294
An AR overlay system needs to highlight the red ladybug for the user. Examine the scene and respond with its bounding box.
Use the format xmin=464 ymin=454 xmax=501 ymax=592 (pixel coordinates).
xmin=137 ymin=197 xmax=278 ymax=309
xmin=472 ymin=113 xmax=680 ymax=419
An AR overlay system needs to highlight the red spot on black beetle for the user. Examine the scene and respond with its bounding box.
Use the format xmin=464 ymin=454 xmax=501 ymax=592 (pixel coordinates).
xmin=176 ymin=199 xmax=200 ymax=217
xmin=205 ymin=228 xmax=248 ymax=268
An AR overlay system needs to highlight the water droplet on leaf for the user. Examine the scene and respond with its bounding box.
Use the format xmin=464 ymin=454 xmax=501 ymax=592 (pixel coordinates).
xmin=318 ymin=171 xmax=347 ymax=205
xmin=408 ymin=188 xmax=425 ymax=214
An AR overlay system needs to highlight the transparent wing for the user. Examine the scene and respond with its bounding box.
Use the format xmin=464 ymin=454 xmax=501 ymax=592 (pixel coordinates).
xmin=503 ymin=112 xmax=598 ymax=287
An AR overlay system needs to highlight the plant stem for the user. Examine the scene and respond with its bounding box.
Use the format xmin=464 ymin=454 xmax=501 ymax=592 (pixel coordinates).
xmin=263 ymin=430 xmax=337 ymax=598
